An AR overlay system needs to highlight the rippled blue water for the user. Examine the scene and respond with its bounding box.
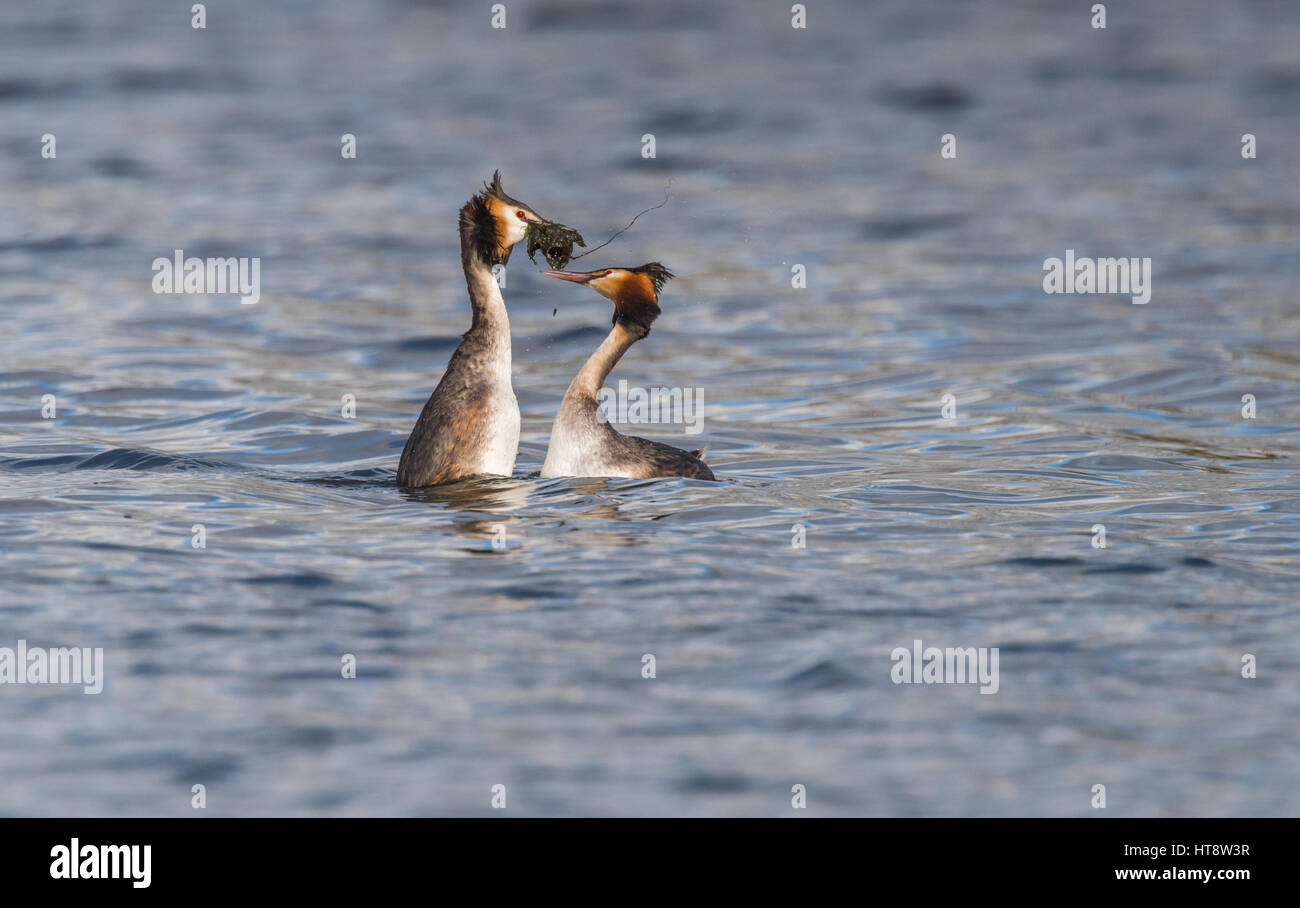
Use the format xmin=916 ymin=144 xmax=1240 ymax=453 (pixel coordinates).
xmin=1 ymin=0 xmax=1298 ymax=816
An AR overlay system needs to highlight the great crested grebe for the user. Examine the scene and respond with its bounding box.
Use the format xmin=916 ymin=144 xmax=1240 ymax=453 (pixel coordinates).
xmin=397 ymin=172 xmax=562 ymax=487
xmin=538 ymin=264 xmax=715 ymax=480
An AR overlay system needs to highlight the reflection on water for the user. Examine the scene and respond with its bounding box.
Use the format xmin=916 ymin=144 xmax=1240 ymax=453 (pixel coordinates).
xmin=1 ymin=0 xmax=1298 ymax=816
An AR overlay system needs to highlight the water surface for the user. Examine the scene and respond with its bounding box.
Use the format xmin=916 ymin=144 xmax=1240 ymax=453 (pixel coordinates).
xmin=1 ymin=0 xmax=1298 ymax=816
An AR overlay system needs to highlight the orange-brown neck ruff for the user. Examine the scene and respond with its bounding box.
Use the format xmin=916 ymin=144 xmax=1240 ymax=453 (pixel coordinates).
xmin=484 ymin=196 xmax=516 ymax=261
xmin=610 ymin=273 xmax=660 ymax=335
xmin=459 ymin=191 xmax=511 ymax=267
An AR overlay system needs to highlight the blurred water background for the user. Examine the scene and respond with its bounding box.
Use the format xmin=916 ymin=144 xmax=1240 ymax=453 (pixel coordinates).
xmin=1 ymin=0 xmax=1298 ymax=816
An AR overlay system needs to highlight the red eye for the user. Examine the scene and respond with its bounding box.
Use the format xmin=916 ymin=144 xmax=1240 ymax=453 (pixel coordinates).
xmin=516 ymin=210 xmax=526 ymax=220
xmin=604 ymin=270 xmax=613 ymax=276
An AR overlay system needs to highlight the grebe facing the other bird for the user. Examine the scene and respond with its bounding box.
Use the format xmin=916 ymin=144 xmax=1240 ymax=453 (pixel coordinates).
xmin=539 ymin=264 xmax=715 ymax=481
xmin=397 ymin=172 xmax=575 ymax=488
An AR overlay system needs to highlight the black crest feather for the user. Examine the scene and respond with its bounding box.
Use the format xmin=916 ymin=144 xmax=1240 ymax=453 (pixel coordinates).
xmin=633 ymin=262 xmax=674 ymax=295
xmin=486 ymin=169 xmax=525 ymax=209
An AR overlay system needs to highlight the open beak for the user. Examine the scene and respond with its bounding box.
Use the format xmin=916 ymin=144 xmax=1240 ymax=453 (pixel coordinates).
xmin=541 ymin=269 xmax=596 ymax=284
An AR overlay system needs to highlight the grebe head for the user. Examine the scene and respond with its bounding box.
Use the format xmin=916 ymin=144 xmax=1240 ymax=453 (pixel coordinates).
xmin=460 ymin=170 xmax=556 ymax=265
xmin=542 ymin=263 xmax=673 ymax=335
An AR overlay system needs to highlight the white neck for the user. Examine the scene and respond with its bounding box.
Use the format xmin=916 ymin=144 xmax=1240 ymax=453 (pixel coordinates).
xmin=568 ymin=323 xmax=638 ymax=400
xmin=463 ymin=255 xmax=511 ymax=352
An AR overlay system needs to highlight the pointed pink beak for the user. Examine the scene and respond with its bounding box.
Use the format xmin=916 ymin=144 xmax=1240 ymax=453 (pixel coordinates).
xmin=542 ymin=269 xmax=596 ymax=284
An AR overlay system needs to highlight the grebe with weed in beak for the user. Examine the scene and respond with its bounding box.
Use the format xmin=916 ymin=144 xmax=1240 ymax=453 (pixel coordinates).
xmin=539 ymin=264 xmax=715 ymax=480
xmin=397 ymin=172 xmax=565 ymax=487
